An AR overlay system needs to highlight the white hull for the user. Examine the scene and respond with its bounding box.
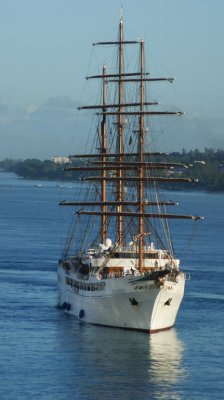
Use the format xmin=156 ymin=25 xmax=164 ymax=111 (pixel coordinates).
xmin=57 ymin=266 xmax=185 ymax=333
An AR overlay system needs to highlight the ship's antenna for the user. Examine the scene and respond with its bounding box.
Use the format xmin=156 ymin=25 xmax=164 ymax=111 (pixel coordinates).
xmin=120 ymin=5 xmax=123 ymax=22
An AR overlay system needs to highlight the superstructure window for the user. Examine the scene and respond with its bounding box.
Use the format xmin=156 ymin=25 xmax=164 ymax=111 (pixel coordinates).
xmin=65 ymin=276 xmax=105 ymax=291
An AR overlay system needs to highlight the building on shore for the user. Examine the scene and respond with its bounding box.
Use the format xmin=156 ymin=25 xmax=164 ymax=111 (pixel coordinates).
xmin=51 ymin=156 xmax=70 ymax=164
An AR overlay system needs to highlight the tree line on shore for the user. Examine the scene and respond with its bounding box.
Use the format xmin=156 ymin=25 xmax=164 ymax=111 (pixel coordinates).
xmin=0 ymin=148 xmax=224 ymax=191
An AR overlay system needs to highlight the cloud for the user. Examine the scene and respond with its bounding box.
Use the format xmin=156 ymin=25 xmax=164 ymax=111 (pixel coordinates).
xmin=0 ymin=96 xmax=80 ymax=160
xmin=0 ymin=96 xmax=223 ymax=160
xmin=156 ymin=112 xmax=224 ymax=152
xmin=27 ymin=96 xmax=78 ymax=121
xmin=184 ymin=114 xmax=224 ymax=150
xmin=0 ymin=99 xmax=25 ymax=125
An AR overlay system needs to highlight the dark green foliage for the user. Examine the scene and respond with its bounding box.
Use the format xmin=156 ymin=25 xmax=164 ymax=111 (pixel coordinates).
xmin=0 ymin=158 xmax=74 ymax=181
xmin=0 ymin=148 xmax=224 ymax=191
xmin=169 ymin=148 xmax=224 ymax=191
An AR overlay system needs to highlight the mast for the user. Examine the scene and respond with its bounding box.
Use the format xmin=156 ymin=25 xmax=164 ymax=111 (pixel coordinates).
xmin=62 ymin=17 xmax=204 ymax=260
xmin=117 ymin=16 xmax=124 ymax=246
xmin=101 ymin=64 xmax=107 ymax=243
xmin=138 ymin=38 xmax=145 ymax=272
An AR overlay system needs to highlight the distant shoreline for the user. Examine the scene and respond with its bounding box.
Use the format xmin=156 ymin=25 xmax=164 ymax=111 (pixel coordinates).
xmin=1 ymin=148 xmax=224 ymax=191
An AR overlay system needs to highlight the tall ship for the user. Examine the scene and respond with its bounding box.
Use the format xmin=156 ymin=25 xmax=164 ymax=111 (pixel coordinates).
xmin=57 ymin=17 xmax=203 ymax=333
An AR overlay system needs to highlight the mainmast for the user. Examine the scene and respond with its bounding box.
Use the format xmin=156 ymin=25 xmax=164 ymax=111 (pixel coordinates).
xmin=117 ymin=16 xmax=124 ymax=246
xmin=138 ymin=38 xmax=145 ymax=272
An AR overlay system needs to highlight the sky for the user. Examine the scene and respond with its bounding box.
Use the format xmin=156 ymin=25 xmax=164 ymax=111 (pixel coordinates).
xmin=0 ymin=0 xmax=223 ymax=160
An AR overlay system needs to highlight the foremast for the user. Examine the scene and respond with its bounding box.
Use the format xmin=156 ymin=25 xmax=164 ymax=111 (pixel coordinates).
xmin=101 ymin=64 xmax=107 ymax=243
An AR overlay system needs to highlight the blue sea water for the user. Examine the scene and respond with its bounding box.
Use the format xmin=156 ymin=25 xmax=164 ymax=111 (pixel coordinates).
xmin=0 ymin=171 xmax=223 ymax=400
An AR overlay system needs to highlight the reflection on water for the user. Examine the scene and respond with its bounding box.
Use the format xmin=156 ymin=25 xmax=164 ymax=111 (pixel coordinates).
xmin=149 ymin=330 xmax=185 ymax=399
xmin=56 ymin=318 xmax=185 ymax=400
